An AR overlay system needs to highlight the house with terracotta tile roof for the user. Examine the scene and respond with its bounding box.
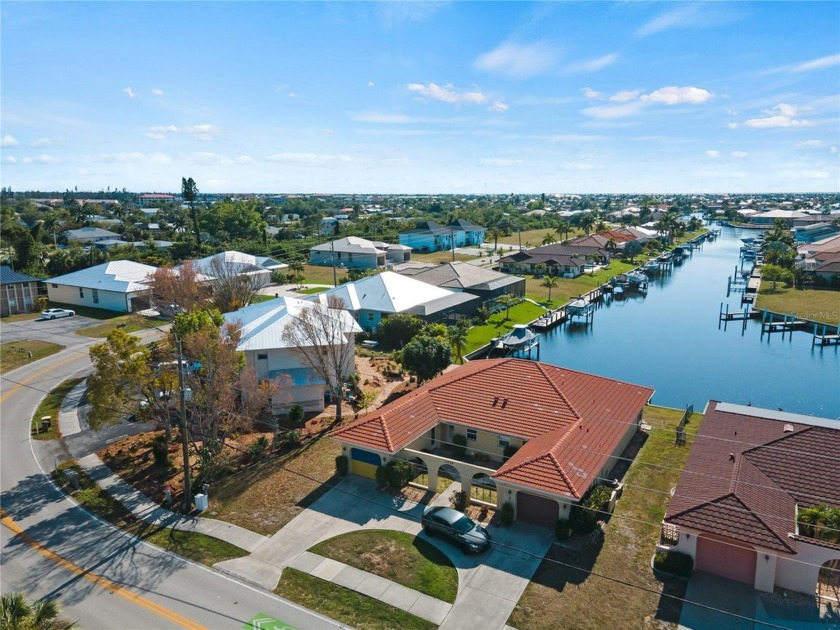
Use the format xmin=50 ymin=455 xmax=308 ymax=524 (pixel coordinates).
xmin=332 ymin=358 xmax=654 ymax=528
xmin=660 ymin=401 xmax=840 ymax=596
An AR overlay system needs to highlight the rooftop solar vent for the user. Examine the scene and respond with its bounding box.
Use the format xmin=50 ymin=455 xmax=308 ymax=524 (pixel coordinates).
xmin=783 ymin=423 xmax=794 ymax=432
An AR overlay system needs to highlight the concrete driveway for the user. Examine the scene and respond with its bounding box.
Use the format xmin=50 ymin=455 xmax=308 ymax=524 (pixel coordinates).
xmin=216 ymin=477 xmax=554 ymax=630
xmin=0 ymin=312 xmax=99 ymax=346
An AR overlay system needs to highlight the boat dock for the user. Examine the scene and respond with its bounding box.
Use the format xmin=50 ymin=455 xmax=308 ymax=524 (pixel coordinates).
xmin=761 ymin=310 xmax=808 ymax=338
xmin=812 ymin=323 xmax=840 ymax=347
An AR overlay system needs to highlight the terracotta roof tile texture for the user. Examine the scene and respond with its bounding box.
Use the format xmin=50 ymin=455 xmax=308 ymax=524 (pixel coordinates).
xmin=665 ymin=401 xmax=840 ymax=554
xmin=332 ymin=359 xmax=653 ymax=497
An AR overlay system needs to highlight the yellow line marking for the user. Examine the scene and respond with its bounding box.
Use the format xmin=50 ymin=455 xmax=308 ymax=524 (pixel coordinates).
xmin=0 ymin=353 xmax=83 ymax=404
xmin=1 ymin=510 xmax=207 ymax=630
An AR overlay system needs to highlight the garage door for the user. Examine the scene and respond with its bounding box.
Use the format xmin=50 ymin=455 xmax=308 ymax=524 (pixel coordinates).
xmin=350 ymin=448 xmax=380 ymax=479
xmin=517 ymin=492 xmax=559 ymax=529
xmin=696 ymin=534 xmax=756 ymax=585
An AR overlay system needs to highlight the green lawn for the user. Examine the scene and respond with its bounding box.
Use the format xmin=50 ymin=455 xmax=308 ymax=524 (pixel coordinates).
xmin=508 ymin=405 xmax=703 ymax=630
xmin=309 ymin=529 xmax=458 ymax=603
xmin=496 ymin=228 xmax=584 ymax=249
xmin=298 ymin=287 xmax=328 ymax=295
xmin=524 ymin=261 xmax=637 ymax=305
xmin=46 ymin=302 xmax=124 ymax=320
xmin=31 ymin=377 xmax=85 ymax=440
xmin=756 ymin=286 xmax=839 ymax=325
xmin=0 ymin=340 xmax=64 ymax=374
xmin=275 ymin=568 xmax=435 ymax=630
xmin=52 ymin=461 xmax=247 ymax=566
xmin=465 ymin=300 xmax=547 ymax=354
xmin=75 ymin=313 xmax=166 ymax=338
xmin=303 ymin=264 xmax=348 ymax=286
xmin=0 ymin=311 xmax=41 ymax=323
xmin=412 ymin=250 xmax=478 ymax=264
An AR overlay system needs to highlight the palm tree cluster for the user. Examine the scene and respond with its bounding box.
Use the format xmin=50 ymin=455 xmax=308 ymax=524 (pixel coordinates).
xmin=0 ymin=592 xmax=75 ymax=630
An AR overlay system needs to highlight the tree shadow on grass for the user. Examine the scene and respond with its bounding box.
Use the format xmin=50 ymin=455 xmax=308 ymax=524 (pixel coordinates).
xmin=654 ymin=575 xmax=688 ymax=625
xmin=528 ymin=534 xmax=605 ymax=592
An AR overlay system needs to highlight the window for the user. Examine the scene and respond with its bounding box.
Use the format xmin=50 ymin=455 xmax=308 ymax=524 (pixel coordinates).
xmin=8 ymin=297 xmax=16 ymax=310
xmin=79 ymin=288 xmax=84 ymax=298
xmin=367 ymin=312 xmax=374 ymax=322
xmin=466 ymin=428 xmax=477 ymax=441
xmin=52 ymin=283 xmax=58 ymax=288
xmin=257 ymin=353 xmax=268 ymax=360
xmin=498 ymin=436 xmax=510 ymax=448
xmin=92 ymin=289 xmax=99 ymax=304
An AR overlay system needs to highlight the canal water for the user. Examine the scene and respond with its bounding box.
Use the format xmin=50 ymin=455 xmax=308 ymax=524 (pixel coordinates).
xmin=537 ymin=225 xmax=840 ymax=419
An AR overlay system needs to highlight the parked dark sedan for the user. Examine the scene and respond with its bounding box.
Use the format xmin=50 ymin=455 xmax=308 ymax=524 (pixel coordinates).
xmin=421 ymin=506 xmax=491 ymax=554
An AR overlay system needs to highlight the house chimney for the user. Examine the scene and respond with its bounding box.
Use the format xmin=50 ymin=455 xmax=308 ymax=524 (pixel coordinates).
xmin=729 ymin=453 xmax=735 ymax=462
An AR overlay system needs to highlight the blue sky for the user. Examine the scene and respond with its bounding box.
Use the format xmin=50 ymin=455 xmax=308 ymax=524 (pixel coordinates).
xmin=1 ymin=1 xmax=838 ymax=194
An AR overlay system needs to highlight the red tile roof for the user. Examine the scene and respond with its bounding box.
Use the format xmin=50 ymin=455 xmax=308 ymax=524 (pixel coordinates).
xmin=332 ymin=359 xmax=654 ymax=498
xmin=665 ymin=401 xmax=840 ymax=553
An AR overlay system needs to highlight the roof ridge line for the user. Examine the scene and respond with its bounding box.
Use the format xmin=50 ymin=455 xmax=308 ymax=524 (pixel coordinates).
xmin=741 ymin=424 xmax=815 ymax=456
xmin=536 ymin=362 xmax=582 ymax=421
xmin=549 ymin=451 xmax=581 ymax=499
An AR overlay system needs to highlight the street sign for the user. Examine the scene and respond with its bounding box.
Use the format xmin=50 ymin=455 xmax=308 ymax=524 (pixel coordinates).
xmin=243 ymin=613 xmax=297 ymax=630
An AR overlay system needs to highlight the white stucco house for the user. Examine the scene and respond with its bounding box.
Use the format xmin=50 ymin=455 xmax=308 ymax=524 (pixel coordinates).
xmin=46 ymin=260 xmax=157 ymax=313
xmin=224 ymin=296 xmax=361 ymax=413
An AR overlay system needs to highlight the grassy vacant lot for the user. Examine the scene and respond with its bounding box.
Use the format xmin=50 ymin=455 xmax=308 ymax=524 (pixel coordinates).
xmin=496 ymin=228 xmax=584 ymax=248
xmin=310 ymin=529 xmax=458 ymax=603
xmin=53 ymin=461 xmax=247 ymax=566
xmin=302 ymin=263 xmax=348 ymax=286
xmin=465 ymin=301 xmax=547 ymax=354
xmin=207 ymin=435 xmax=341 ymax=536
xmin=276 ymin=568 xmax=435 ymax=630
xmin=0 ymin=340 xmax=64 ymax=374
xmin=0 ymin=311 xmax=41 ymax=323
xmin=508 ymin=405 xmax=703 ymax=630
xmin=75 ymin=313 xmax=166 ymax=338
xmin=31 ymin=377 xmax=84 ymax=440
xmin=412 ymin=250 xmax=478 ymax=264
xmin=756 ymin=286 xmax=840 ymax=325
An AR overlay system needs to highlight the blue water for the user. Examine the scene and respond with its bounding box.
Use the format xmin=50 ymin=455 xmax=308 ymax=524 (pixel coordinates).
xmin=537 ymin=226 xmax=840 ymax=419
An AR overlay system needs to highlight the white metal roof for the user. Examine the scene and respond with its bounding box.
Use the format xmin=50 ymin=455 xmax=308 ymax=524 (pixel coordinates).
xmin=48 ymin=260 xmax=158 ymax=293
xmin=319 ymin=271 xmax=459 ymax=314
xmin=224 ymin=296 xmax=361 ymax=351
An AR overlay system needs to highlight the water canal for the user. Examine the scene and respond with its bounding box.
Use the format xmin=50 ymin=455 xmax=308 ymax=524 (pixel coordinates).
xmin=537 ymin=225 xmax=840 ymax=419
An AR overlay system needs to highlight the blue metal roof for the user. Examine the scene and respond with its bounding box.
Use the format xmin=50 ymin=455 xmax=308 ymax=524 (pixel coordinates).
xmin=0 ymin=266 xmax=43 ymax=285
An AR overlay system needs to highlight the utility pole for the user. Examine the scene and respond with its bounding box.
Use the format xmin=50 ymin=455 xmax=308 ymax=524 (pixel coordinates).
xmin=176 ymin=336 xmax=192 ymax=512
xmin=330 ymin=238 xmax=337 ymax=287
xmin=451 ymin=226 xmax=455 ymax=262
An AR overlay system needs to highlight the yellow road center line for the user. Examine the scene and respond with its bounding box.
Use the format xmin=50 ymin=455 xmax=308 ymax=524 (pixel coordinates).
xmin=0 ymin=353 xmax=83 ymax=404
xmin=1 ymin=510 xmax=207 ymax=630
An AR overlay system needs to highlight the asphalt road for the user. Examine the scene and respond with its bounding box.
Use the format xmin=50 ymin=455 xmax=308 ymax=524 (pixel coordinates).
xmin=1 ymin=334 xmax=343 ymax=629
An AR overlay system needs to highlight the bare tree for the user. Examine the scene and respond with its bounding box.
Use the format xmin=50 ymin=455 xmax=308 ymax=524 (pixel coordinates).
xmin=148 ymin=261 xmax=210 ymax=319
xmin=281 ymin=296 xmax=359 ymax=422
xmin=208 ymin=255 xmax=269 ymax=313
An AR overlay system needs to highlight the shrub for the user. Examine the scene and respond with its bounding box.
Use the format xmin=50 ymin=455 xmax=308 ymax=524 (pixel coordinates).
xmin=451 ymin=490 xmax=469 ymax=511
xmin=151 ymin=436 xmax=170 ymax=468
xmin=569 ymin=484 xmax=612 ymax=534
xmin=653 ymin=551 xmax=694 ymax=577
xmin=335 ymin=455 xmax=348 ymax=477
xmin=285 ymin=430 xmax=300 ymax=447
xmin=453 ymin=433 xmax=467 ymax=456
xmin=556 ymin=518 xmax=571 ymax=541
xmin=375 ymin=460 xmax=415 ymax=489
xmin=375 ymin=464 xmax=390 ymax=488
xmin=246 ymin=436 xmax=269 ymax=462
xmin=501 ymin=501 xmax=514 ymax=526
xmin=288 ymin=404 xmax=305 ymax=427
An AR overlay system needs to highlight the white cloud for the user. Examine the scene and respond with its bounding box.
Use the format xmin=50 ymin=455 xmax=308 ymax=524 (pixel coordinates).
xmin=235 ymin=155 xmax=254 ymax=164
xmin=183 ymin=124 xmax=220 ymax=141
xmin=367 ymin=81 xmax=375 ymax=87
xmin=22 ymin=154 xmax=59 ymax=164
xmin=479 ymin=158 xmax=523 ymax=167
xmin=265 ymin=152 xmax=353 ymax=166
xmin=381 ymin=158 xmax=409 ymax=166
xmin=610 ymin=90 xmax=641 ymax=103
xmin=705 ymin=150 xmax=720 ymax=158
xmin=580 ymin=101 xmax=646 ymax=120
xmin=97 ymin=152 xmax=171 ymax=164
xmin=744 ymin=103 xmax=814 ymax=129
xmin=185 ymin=152 xmax=232 ymax=165
xmin=288 ymin=92 xmax=299 ymax=99
xmin=563 ymin=160 xmax=594 ymax=171
xmin=3 ymin=156 xmax=17 ymax=164
xmin=122 ymin=87 xmax=136 ymax=99
xmin=640 ymin=86 xmax=713 ymax=105
xmin=1 ymin=135 xmax=21 ymax=148
xmin=354 ymin=113 xmax=415 ymax=124
xmin=489 ymin=101 xmax=509 ymax=113
xmin=581 ymin=87 xmax=605 ymax=100
xmin=473 ymin=41 xmax=558 ymax=78
xmin=791 ymin=54 xmax=840 ymax=73
xmin=637 ymin=4 xmax=741 ymax=37
xmin=731 ymin=151 xmax=748 ymax=158
xmin=796 ymin=140 xmax=825 ymax=148
xmin=30 ymin=137 xmax=51 ymax=147
xmin=407 ymin=82 xmax=487 ymax=105
xmin=777 ymin=169 xmax=830 ymax=179
xmin=728 ymin=122 xmax=739 ymax=129
xmin=566 ymin=53 xmax=618 ymax=73
xmin=379 ymin=1 xmax=444 ymax=27
xmin=152 ymin=88 xmax=164 ymax=96
xmin=147 ymin=124 xmax=178 ymax=140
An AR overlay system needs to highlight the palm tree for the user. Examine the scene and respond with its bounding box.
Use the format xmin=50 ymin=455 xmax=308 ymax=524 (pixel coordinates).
xmin=181 ymin=176 xmax=200 ymax=246
xmin=542 ymin=232 xmax=554 ymax=246
xmin=289 ymin=258 xmax=305 ymax=284
xmin=0 ymin=592 xmax=75 ymax=630
xmin=449 ymin=323 xmax=469 ymax=364
xmin=555 ymin=219 xmax=571 ymax=242
xmin=496 ymin=294 xmax=516 ymax=321
xmin=542 ymin=274 xmax=558 ymax=303
xmin=578 ymin=213 xmax=595 ymax=236
xmin=488 ymin=227 xmax=502 ymax=251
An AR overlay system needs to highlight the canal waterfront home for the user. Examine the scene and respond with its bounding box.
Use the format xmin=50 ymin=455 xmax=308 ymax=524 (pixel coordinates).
xmin=398 ymin=218 xmax=486 ymax=252
xmin=332 ymin=358 xmax=654 ymax=528
xmin=660 ymin=401 xmax=840 ymax=597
